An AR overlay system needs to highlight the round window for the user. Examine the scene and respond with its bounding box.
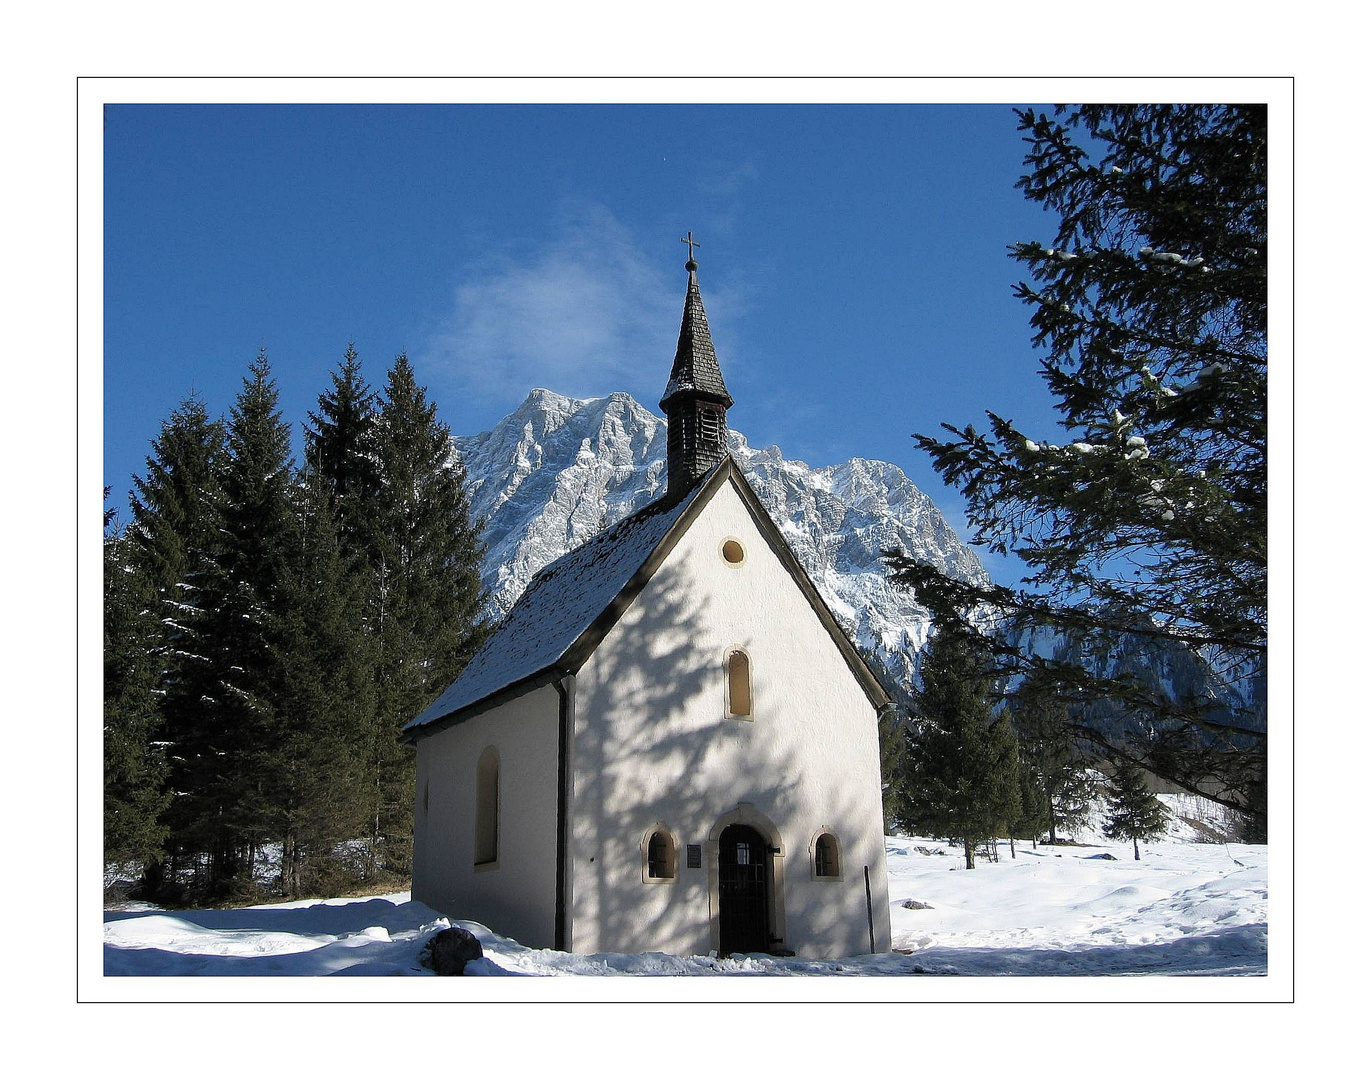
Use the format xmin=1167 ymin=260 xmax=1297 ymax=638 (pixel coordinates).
xmin=721 ymin=539 xmax=746 ymax=565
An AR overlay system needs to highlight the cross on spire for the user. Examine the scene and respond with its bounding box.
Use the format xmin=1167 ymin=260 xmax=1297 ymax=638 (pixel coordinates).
xmin=681 ymin=231 xmax=700 ymax=269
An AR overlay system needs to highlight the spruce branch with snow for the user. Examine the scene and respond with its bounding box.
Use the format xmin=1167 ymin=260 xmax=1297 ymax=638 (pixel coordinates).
xmin=886 ymin=104 xmax=1267 ymax=837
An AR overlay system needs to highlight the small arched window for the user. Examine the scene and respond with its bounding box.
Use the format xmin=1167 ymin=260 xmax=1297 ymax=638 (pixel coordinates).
xmin=814 ymin=832 xmax=841 ymax=879
xmin=727 ymin=650 xmax=752 ymax=718
xmin=475 ymin=746 xmax=499 ymax=866
xmin=642 ymin=827 xmax=677 ymax=883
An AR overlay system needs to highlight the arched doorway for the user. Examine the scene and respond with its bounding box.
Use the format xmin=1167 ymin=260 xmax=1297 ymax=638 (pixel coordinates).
xmin=717 ymin=823 xmax=771 ymax=954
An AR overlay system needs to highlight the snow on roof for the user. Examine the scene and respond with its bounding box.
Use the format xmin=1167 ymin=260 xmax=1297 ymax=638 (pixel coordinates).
xmin=405 ymin=484 xmax=702 ymax=734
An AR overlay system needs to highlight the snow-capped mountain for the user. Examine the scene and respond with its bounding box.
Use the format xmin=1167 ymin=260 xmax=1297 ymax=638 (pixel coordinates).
xmin=453 ymin=388 xmax=988 ymax=688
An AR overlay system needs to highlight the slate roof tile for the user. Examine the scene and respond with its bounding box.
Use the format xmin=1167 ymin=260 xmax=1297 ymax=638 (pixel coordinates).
xmin=660 ymin=269 xmax=732 ymax=408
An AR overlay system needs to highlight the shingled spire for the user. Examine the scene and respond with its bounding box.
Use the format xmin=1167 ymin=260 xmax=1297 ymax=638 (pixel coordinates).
xmin=660 ymin=234 xmax=733 ymax=499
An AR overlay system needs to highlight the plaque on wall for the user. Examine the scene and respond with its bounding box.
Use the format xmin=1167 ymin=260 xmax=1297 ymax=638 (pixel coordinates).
xmin=686 ymin=844 xmax=702 ymax=868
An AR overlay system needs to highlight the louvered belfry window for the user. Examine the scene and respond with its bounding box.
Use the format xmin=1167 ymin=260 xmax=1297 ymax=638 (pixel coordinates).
xmin=698 ymin=402 xmax=724 ymax=459
xmin=667 ymin=400 xmax=728 ymax=496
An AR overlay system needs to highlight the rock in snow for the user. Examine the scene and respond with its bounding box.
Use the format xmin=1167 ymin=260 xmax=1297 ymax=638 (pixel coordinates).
xmin=422 ymin=926 xmax=484 ymax=975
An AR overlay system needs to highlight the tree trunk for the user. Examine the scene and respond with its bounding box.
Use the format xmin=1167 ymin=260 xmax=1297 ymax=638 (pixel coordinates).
xmin=139 ymin=856 xmax=165 ymax=901
xmin=281 ymin=833 xmax=294 ymax=897
xmin=1010 ymin=835 xmax=1016 ymax=859
xmin=1133 ymin=837 xmax=1140 ymax=861
xmin=963 ymin=837 xmax=975 ymax=869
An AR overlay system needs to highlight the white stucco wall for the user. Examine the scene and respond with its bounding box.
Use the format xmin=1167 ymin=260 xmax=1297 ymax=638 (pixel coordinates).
xmin=569 ymin=476 xmax=892 ymax=958
xmin=412 ymin=683 xmax=562 ymax=948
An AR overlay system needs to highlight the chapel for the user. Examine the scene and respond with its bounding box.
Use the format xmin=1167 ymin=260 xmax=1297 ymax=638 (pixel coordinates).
xmin=403 ymin=240 xmax=893 ymax=958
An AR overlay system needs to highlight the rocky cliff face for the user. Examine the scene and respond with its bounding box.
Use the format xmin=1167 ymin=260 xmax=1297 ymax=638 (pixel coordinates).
xmin=453 ymin=388 xmax=988 ymax=687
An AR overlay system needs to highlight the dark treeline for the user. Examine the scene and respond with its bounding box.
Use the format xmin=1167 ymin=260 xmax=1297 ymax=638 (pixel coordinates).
xmin=104 ymin=346 xmax=488 ymax=904
xmin=880 ymin=623 xmax=1144 ymax=869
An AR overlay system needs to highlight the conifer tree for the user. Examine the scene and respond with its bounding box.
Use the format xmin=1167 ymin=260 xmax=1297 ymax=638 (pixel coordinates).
xmin=862 ymin=644 xmax=914 ymax=833
xmin=1008 ymin=748 xmax=1051 ymax=853
xmin=1010 ymin=667 xmax=1095 ymax=844
xmin=887 ymin=104 xmax=1267 ymax=834
xmin=878 ymin=707 xmax=911 ymax=834
xmin=303 ymin=343 xmax=381 ymax=558
xmin=122 ymin=393 xmax=225 ymax=895
xmin=367 ymin=353 xmax=488 ymax=875
xmin=127 ymin=393 xmax=225 ymax=600
xmin=292 ymin=343 xmax=389 ymax=890
xmin=269 ymin=470 xmax=377 ymax=897
xmin=900 ymin=621 xmax=1020 ymax=869
xmin=985 ymin=713 xmax=1023 ymax=860
xmin=174 ymin=350 xmax=296 ymax=896
xmin=1102 ymin=759 xmax=1170 ymax=859
xmin=103 ymin=494 xmax=171 ymax=874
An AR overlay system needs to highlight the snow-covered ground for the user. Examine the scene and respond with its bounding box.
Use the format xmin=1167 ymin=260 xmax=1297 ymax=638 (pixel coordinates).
xmin=101 ymin=796 xmax=1269 ymax=992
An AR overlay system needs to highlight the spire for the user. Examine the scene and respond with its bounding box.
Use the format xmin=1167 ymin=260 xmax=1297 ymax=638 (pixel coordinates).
xmin=660 ymin=235 xmax=732 ymax=412
xmin=661 ymin=235 xmax=732 ymax=498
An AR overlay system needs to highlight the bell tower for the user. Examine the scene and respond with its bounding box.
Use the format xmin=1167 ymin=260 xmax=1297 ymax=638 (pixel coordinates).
xmin=660 ymin=233 xmax=733 ymax=499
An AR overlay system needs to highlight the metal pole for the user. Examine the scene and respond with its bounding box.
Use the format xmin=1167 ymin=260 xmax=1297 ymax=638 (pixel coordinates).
xmin=864 ymin=865 xmax=876 ymax=953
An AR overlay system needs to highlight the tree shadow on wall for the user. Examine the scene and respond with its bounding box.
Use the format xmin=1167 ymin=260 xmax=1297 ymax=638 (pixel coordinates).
xmin=570 ymin=559 xmax=884 ymax=958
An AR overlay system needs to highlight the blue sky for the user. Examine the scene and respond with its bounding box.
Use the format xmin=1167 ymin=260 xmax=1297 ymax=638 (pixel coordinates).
xmin=105 ymin=103 xmax=1078 ymax=585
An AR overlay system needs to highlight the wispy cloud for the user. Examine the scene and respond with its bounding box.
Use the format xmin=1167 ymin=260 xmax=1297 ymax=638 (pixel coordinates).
xmin=422 ymin=204 xmax=682 ymax=407
xmin=695 ymin=160 xmax=759 ymax=236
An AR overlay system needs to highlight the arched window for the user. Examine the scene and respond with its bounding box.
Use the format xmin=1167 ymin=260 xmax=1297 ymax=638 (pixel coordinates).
xmin=475 ymin=746 xmax=499 ymax=866
xmin=727 ymin=650 xmax=752 ymax=718
xmin=642 ymin=826 xmax=677 ymax=883
xmin=814 ymin=832 xmax=841 ymax=879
